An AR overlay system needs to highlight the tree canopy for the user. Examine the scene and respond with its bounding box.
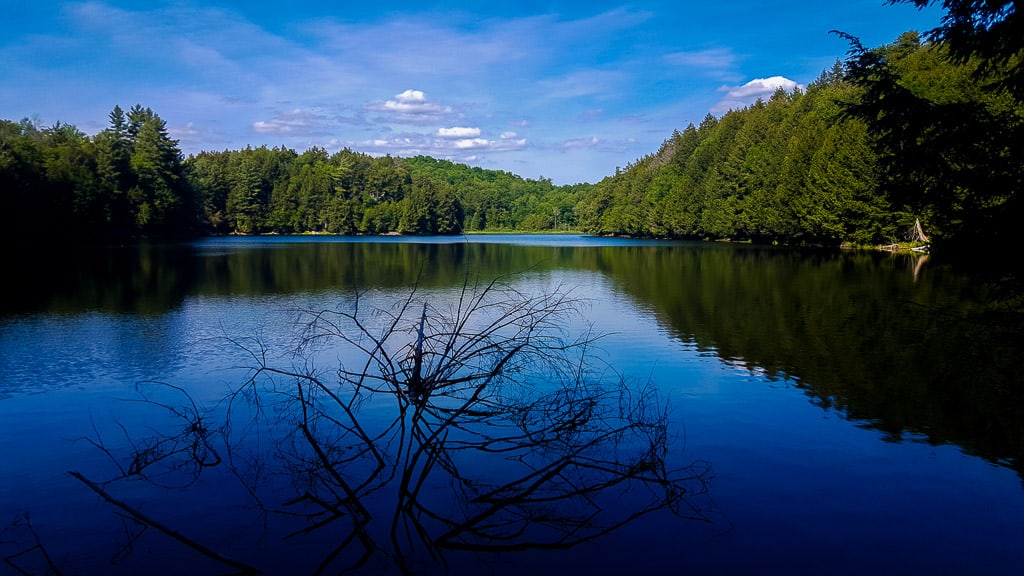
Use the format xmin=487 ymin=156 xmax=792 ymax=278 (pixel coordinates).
xmin=575 ymin=69 xmax=904 ymax=246
xmin=889 ymin=1 xmax=1022 ymax=94
xmin=1 ymin=106 xmax=197 ymax=245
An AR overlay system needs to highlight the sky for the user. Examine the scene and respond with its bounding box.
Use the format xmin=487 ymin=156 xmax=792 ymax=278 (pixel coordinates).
xmin=0 ymin=1 xmax=944 ymax=184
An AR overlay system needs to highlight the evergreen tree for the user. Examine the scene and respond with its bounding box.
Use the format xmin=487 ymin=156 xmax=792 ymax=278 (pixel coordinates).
xmin=227 ymin=153 xmax=265 ymax=234
xmin=128 ymin=109 xmax=194 ymax=238
xmin=91 ymin=106 xmax=138 ymax=239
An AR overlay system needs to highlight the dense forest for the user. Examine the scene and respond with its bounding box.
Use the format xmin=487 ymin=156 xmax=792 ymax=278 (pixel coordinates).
xmin=1 ymin=1 xmax=1020 ymax=256
xmin=184 ymin=149 xmax=591 ymax=237
xmin=577 ymin=64 xmax=890 ymax=246
xmin=580 ymin=22 xmax=1023 ymax=252
xmin=0 ymin=107 xmax=587 ymax=243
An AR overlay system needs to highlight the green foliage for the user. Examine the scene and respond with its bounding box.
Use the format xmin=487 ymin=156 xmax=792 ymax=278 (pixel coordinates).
xmin=0 ymin=84 xmax=894 ymax=247
xmin=178 ymin=149 xmax=572 ymax=236
xmin=581 ymin=71 xmax=899 ymax=246
xmin=840 ymin=25 xmax=1024 ymax=252
xmin=1 ymin=120 xmax=48 ymax=242
xmin=128 ymin=107 xmax=195 ymax=237
xmin=1 ymin=106 xmax=197 ymax=244
xmin=398 ymin=179 xmax=463 ymax=234
xmin=889 ymin=0 xmax=1023 ymax=96
xmin=403 ymin=156 xmax=586 ymax=232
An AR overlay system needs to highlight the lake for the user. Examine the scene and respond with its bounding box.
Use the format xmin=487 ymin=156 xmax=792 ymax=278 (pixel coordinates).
xmin=1 ymin=235 xmax=1022 ymax=575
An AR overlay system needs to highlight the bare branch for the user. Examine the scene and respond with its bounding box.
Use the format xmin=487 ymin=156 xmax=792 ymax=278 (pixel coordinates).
xmin=72 ymin=274 xmax=712 ymax=574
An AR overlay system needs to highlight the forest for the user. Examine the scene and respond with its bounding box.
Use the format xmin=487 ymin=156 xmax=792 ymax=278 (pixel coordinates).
xmin=0 ymin=106 xmax=588 ymax=243
xmin=1 ymin=1 xmax=1020 ymax=257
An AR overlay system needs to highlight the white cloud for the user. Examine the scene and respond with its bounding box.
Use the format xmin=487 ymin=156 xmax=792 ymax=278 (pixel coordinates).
xmin=366 ymin=89 xmax=455 ymax=123
xmin=395 ymin=89 xmax=425 ymax=102
xmin=438 ymin=126 xmax=481 ymax=138
xmin=383 ymin=99 xmax=438 ymax=113
xmin=712 ymin=76 xmax=804 ymax=113
xmin=453 ymin=137 xmax=527 ymax=152
xmin=454 ymin=138 xmax=491 ymax=149
xmin=252 ymin=119 xmax=301 ymax=134
xmin=500 ymin=131 xmax=518 ymax=139
xmin=725 ymin=76 xmax=801 ymax=99
xmin=357 ymin=134 xmax=433 ymax=155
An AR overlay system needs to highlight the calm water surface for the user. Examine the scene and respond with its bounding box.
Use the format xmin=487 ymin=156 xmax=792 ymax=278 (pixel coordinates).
xmin=1 ymin=235 xmax=1022 ymax=575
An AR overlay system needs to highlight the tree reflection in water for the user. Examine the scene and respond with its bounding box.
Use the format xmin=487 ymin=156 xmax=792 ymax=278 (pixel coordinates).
xmin=69 ymin=276 xmax=712 ymax=574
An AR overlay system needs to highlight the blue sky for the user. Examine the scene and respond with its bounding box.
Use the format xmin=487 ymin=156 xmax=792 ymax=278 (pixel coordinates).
xmin=1 ymin=1 xmax=942 ymax=184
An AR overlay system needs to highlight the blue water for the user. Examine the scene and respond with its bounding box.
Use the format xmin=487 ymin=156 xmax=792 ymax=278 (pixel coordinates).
xmin=1 ymin=235 xmax=1021 ymax=575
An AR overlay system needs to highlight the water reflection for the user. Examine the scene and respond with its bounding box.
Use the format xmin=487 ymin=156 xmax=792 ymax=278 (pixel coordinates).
xmin=3 ymin=236 xmax=1020 ymax=480
xmin=61 ymin=280 xmax=710 ymax=574
xmin=590 ymin=245 xmax=1024 ymax=477
xmin=5 ymin=243 xmax=197 ymax=316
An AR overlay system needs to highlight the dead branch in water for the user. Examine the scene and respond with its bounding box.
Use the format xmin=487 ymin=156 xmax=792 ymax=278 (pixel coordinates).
xmin=73 ymin=274 xmax=712 ymax=574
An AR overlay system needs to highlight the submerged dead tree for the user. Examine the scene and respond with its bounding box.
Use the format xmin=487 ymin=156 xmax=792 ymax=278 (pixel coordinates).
xmin=71 ymin=274 xmax=712 ymax=574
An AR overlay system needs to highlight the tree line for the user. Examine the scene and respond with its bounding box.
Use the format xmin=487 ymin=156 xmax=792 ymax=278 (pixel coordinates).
xmin=0 ymin=110 xmax=587 ymax=244
xmin=2 ymin=1 xmax=1019 ymax=255
xmin=577 ymin=64 xmax=893 ymax=246
xmin=185 ymin=149 xmax=589 ymax=236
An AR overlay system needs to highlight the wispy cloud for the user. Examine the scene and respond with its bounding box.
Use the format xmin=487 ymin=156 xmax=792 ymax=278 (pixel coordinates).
xmin=554 ymin=135 xmax=636 ymax=156
xmin=664 ymin=48 xmax=742 ymax=81
xmin=558 ymin=136 xmax=602 ymax=150
xmin=539 ymin=70 xmax=628 ymax=100
xmin=167 ymin=122 xmax=201 ymax=138
xmin=301 ymin=17 xmax=541 ymax=77
xmin=250 ymin=104 xmax=369 ymax=137
xmin=252 ymin=109 xmax=329 ymax=135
